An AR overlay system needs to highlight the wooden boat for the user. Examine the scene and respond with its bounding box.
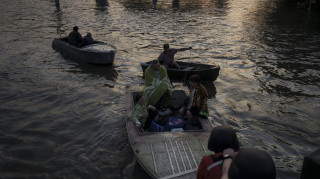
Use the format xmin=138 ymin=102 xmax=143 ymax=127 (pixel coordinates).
xmin=52 ymin=37 xmax=116 ymax=65
xmin=140 ymin=61 xmax=220 ymax=82
xmin=126 ymin=85 xmax=214 ymax=179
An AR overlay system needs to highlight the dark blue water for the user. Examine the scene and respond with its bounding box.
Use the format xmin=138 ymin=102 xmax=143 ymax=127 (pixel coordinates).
xmin=0 ymin=0 xmax=319 ymax=178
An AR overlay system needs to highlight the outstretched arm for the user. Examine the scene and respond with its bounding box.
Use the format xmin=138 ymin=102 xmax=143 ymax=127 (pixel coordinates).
xmin=177 ymin=47 xmax=192 ymax=51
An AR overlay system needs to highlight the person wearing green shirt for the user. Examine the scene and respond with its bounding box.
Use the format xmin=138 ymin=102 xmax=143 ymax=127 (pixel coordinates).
xmin=132 ymin=94 xmax=158 ymax=131
xmin=143 ymin=60 xmax=173 ymax=111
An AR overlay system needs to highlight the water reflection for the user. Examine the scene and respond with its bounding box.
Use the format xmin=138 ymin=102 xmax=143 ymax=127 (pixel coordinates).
xmin=55 ymin=0 xmax=60 ymax=7
xmin=66 ymin=62 xmax=118 ymax=87
xmin=2 ymin=0 xmax=319 ymax=178
xmin=202 ymin=81 xmax=217 ymax=98
xmin=53 ymin=0 xmax=64 ymax=35
xmin=248 ymin=4 xmax=320 ymax=97
xmin=172 ymin=0 xmax=179 ymax=9
xmin=122 ymin=0 xmax=229 ymax=11
xmin=95 ymin=0 xmax=109 ymax=13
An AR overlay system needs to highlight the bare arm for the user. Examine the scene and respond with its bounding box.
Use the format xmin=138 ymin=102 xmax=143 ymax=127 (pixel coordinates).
xmin=177 ymin=47 xmax=192 ymax=51
xmin=221 ymin=148 xmax=236 ymax=179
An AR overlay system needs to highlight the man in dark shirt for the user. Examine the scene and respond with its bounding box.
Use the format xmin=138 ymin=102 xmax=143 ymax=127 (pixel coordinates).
xmin=68 ymin=26 xmax=82 ymax=47
xmin=80 ymin=33 xmax=94 ymax=47
xmin=158 ymin=43 xmax=192 ymax=69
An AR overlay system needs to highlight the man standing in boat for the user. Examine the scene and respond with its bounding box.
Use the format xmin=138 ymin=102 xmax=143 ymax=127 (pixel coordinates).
xmin=143 ymin=60 xmax=173 ymax=112
xmin=158 ymin=43 xmax=192 ymax=69
xmin=68 ymin=26 xmax=82 ymax=47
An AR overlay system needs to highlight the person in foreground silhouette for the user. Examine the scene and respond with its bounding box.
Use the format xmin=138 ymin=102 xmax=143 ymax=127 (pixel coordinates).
xmin=197 ymin=125 xmax=239 ymax=179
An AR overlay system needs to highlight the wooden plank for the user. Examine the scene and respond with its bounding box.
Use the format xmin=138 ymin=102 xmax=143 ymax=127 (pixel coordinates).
xmin=150 ymin=143 xmax=158 ymax=173
xmin=176 ymin=140 xmax=187 ymax=171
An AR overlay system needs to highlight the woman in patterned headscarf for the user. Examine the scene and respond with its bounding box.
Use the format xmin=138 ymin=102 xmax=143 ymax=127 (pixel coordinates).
xmin=179 ymin=74 xmax=209 ymax=121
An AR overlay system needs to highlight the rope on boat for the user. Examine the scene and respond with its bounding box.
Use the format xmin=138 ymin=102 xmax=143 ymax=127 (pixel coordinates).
xmin=182 ymin=50 xmax=192 ymax=84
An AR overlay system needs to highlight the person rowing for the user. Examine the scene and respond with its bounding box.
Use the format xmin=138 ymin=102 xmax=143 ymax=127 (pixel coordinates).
xmin=158 ymin=43 xmax=192 ymax=69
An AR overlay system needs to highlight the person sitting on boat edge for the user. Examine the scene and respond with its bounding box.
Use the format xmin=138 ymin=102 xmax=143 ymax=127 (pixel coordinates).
xmin=80 ymin=32 xmax=94 ymax=47
xmin=179 ymin=74 xmax=209 ymax=122
xmin=68 ymin=26 xmax=82 ymax=47
xmin=132 ymin=94 xmax=158 ymax=131
xmin=158 ymin=43 xmax=192 ymax=69
xmin=226 ymin=148 xmax=276 ymax=179
xmin=197 ymin=125 xmax=239 ymax=179
xmin=143 ymin=60 xmax=173 ymax=112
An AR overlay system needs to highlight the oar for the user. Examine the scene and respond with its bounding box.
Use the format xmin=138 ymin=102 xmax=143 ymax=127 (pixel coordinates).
xmin=182 ymin=50 xmax=192 ymax=85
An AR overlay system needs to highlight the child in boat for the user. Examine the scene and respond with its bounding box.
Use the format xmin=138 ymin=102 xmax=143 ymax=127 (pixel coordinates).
xmin=197 ymin=125 xmax=239 ymax=179
xmin=132 ymin=94 xmax=158 ymax=131
xmin=179 ymin=74 xmax=209 ymax=122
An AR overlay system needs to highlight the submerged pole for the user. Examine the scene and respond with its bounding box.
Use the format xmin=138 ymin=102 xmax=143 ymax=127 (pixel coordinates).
xmin=308 ymin=0 xmax=312 ymax=17
xmin=55 ymin=0 xmax=60 ymax=7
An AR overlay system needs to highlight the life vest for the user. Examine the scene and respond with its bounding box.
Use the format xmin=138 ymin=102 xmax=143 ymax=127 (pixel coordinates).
xmin=197 ymin=152 xmax=223 ymax=179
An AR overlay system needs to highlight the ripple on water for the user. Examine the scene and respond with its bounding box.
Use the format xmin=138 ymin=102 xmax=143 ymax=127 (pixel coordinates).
xmin=1 ymin=0 xmax=320 ymax=178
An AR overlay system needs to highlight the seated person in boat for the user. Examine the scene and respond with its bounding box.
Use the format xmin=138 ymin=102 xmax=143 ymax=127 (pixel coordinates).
xmin=179 ymin=74 xmax=209 ymax=121
xmin=158 ymin=43 xmax=192 ymax=69
xmin=132 ymin=94 xmax=158 ymax=131
xmin=197 ymin=125 xmax=239 ymax=179
xmin=143 ymin=60 xmax=173 ymax=111
xmin=68 ymin=26 xmax=82 ymax=47
xmin=80 ymin=32 xmax=94 ymax=47
xmin=225 ymin=148 xmax=276 ymax=179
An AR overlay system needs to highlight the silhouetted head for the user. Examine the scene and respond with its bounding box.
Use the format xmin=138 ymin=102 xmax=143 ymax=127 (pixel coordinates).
xmin=163 ymin=43 xmax=169 ymax=49
xmin=207 ymin=125 xmax=239 ymax=153
xmin=134 ymin=93 xmax=144 ymax=105
xmin=189 ymin=74 xmax=201 ymax=86
xmin=151 ymin=60 xmax=160 ymax=71
xmin=163 ymin=44 xmax=169 ymax=53
xmin=228 ymin=148 xmax=276 ymax=179
xmin=86 ymin=32 xmax=92 ymax=37
xmin=73 ymin=26 xmax=79 ymax=31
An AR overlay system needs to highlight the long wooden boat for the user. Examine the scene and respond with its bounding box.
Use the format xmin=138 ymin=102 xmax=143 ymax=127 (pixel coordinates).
xmin=140 ymin=61 xmax=220 ymax=82
xmin=52 ymin=37 xmax=116 ymax=65
xmin=126 ymin=85 xmax=214 ymax=179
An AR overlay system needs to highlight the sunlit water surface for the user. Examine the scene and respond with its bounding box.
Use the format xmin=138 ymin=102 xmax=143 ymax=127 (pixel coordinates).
xmin=0 ymin=0 xmax=319 ymax=178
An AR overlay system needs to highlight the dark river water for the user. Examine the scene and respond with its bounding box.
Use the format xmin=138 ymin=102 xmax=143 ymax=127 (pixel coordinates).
xmin=0 ymin=0 xmax=319 ymax=178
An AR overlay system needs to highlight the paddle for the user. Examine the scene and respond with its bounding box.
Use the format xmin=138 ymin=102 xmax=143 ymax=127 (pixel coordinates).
xmin=182 ymin=50 xmax=192 ymax=85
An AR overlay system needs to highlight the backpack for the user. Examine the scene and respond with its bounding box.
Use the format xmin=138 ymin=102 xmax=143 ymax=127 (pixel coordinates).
xmin=197 ymin=152 xmax=223 ymax=179
xmin=165 ymin=117 xmax=184 ymax=131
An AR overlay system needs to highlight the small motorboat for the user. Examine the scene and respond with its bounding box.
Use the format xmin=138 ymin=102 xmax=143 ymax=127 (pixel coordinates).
xmin=52 ymin=37 xmax=116 ymax=65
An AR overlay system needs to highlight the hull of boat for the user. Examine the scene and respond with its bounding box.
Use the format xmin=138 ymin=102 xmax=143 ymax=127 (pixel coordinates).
xmin=52 ymin=38 xmax=116 ymax=65
xmin=140 ymin=61 xmax=220 ymax=82
xmin=126 ymin=85 xmax=214 ymax=179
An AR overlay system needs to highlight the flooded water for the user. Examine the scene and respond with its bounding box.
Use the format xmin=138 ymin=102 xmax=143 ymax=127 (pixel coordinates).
xmin=0 ymin=0 xmax=319 ymax=178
